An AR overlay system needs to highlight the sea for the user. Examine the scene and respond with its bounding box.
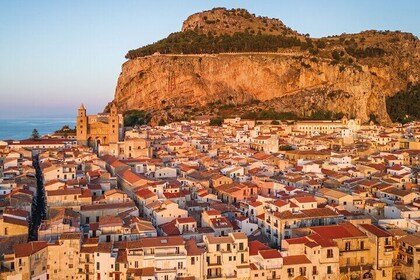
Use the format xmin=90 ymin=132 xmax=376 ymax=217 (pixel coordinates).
xmin=0 ymin=118 xmax=76 ymax=140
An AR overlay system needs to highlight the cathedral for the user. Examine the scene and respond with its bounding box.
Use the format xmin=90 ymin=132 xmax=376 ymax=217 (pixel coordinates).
xmin=76 ymin=104 xmax=124 ymax=148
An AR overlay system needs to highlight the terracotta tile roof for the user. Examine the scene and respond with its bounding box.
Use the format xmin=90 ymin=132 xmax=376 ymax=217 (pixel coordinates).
xmin=159 ymin=222 xmax=180 ymax=236
xmin=204 ymin=210 xmax=221 ymax=216
xmin=283 ymin=255 xmax=311 ymax=265
xmin=81 ymin=201 xmax=135 ymax=211
xmin=3 ymin=216 xmax=28 ymax=227
xmin=185 ymin=239 xmax=205 ymax=256
xmin=60 ymin=232 xmax=82 ymax=240
xmin=259 ymin=249 xmax=282 ymax=259
xmin=14 ymin=241 xmax=48 ymax=258
xmin=46 ymin=188 xmax=81 ymax=196
xmin=249 ymin=240 xmax=270 ymax=256
xmin=310 ymin=223 xmax=366 ymax=239
xmin=117 ymin=169 xmax=147 ymax=185
xmin=4 ymin=207 xmax=29 ymax=218
xmin=359 ymin=224 xmax=392 ymax=238
xmin=116 ymin=236 xmax=184 ymax=249
xmin=293 ymin=196 xmax=317 ymax=203
xmin=99 ymin=216 xmax=123 ymax=227
xmin=176 ymin=217 xmax=196 ymax=224
xmin=116 ymin=249 xmax=128 ymax=263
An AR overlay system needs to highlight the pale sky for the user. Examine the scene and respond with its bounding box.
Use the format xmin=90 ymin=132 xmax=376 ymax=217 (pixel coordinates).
xmin=0 ymin=0 xmax=419 ymax=118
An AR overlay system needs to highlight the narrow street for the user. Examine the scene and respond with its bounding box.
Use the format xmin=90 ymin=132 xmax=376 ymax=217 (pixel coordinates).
xmin=29 ymin=154 xmax=46 ymax=241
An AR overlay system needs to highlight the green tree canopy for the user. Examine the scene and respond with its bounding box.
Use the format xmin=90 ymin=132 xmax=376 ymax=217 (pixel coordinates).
xmin=31 ymin=129 xmax=40 ymax=140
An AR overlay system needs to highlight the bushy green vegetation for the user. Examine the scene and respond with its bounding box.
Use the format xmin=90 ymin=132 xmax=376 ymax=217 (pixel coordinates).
xmin=55 ymin=125 xmax=76 ymax=134
xmin=209 ymin=118 xmax=223 ymax=126
xmin=241 ymin=108 xmax=344 ymax=121
xmin=306 ymin=109 xmax=344 ymax=120
xmin=279 ymin=145 xmax=294 ymax=151
xmin=345 ymin=47 xmax=385 ymax=58
xmin=126 ymin=30 xmax=302 ymax=59
xmin=241 ymin=109 xmax=298 ymax=120
xmin=124 ymin=110 xmax=152 ymax=126
xmin=386 ymin=84 xmax=420 ymax=123
xmin=31 ymin=129 xmax=40 ymax=140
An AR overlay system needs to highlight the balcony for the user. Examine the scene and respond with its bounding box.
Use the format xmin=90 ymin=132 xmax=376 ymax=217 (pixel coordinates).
xmin=207 ymin=262 xmax=222 ymax=267
xmin=399 ymin=246 xmax=413 ymax=255
xmin=339 ymin=248 xmax=369 ymax=254
xmin=384 ymin=246 xmax=394 ymax=255
xmin=339 ymin=264 xmax=373 ymax=274
xmin=206 ymin=275 xmax=223 ymax=279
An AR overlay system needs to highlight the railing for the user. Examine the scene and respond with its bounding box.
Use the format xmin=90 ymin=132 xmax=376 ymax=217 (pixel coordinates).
xmin=207 ymin=262 xmax=222 ymax=267
xmin=339 ymin=248 xmax=369 ymax=253
xmin=339 ymin=264 xmax=373 ymax=273
xmin=206 ymin=275 xmax=223 ymax=279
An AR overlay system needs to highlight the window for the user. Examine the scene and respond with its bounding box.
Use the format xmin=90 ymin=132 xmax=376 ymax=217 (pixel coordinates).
xmin=178 ymin=262 xmax=183 ymax=269
xmin=191 ymin=257 xmax=195 ymax=265
xmin=360 ymin=241 xmax=364 ymax=250
xmin=216 ymin=244 xmax=220 ymax=251
xmin=287 ymin=268 xmax=294 ymax=277
xmin=327 ymin=249 xmax=333 ymax=258
xmin=345 ymin=242 xmax=351 ymax=251
xmin=361 ymin=257 xmax=364 ymax=264
xmin=239 ymin=242 xmax=244 ymax=251
xmin=327 ymin=266 xmax=332 ymax=274
xmin=96 ymin=262 xmax=100 ymax=270
xmin=299 ymin=267 xmax=306 ymax=276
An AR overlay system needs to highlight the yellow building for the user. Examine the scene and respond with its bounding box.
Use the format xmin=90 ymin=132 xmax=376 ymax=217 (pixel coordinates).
xmin=295 ymin=117 xmax=361 ymax=135
xmin=76 ymin=104 xmax=124 ymax=148
xmin=203 ymin=232 xmax=250 ymax=279
xmin=397 ymin=234 xmax=420 ymax=280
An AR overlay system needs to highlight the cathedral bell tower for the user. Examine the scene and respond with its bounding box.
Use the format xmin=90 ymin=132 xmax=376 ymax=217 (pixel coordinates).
xmin=77 ymin=104 xmax=88 ymax=145
xmin=108 ymin=103 xmax=120 ymax=143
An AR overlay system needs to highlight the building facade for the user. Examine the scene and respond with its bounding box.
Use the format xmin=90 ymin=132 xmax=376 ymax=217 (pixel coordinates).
xmin=76 ymin=104 xmax=124 ymax=148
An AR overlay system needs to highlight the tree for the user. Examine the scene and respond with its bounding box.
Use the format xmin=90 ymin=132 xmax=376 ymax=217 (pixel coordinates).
xmin=31 ymin=129 xmax=40 ymax=140
xmin=210 ymin=118 xmax=223 ymax=126
xmin=332 ymin=50 xmax=340 ymax=61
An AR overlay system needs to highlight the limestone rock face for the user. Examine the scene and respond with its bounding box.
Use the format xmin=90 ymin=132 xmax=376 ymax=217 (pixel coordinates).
xmin=114 ymin=50 xmax=418 ymax=123
xmin=111 ymin=8 xmax=420 ymax=124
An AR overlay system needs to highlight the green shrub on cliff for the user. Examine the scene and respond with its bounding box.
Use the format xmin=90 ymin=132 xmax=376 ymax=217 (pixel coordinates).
xmin=124 ymin=110 xmax=151 ymax=126
xmin=126 ymin=30 xmax=302 ymax=59
xmin=386 ymin=84 xmax=420 ymax=123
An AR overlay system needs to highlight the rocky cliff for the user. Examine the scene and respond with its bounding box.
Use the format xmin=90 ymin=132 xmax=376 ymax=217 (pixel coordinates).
xmin=111 ymin=8 xmax=420 ymax=124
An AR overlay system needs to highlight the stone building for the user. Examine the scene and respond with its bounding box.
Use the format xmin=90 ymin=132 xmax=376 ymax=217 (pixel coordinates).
xmin=76 ymin=104 xmax=124 ymax=148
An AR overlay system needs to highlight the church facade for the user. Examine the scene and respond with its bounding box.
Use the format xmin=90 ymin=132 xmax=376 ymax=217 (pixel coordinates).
xmin=76 ymin=104 xmax=124 ymax=148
